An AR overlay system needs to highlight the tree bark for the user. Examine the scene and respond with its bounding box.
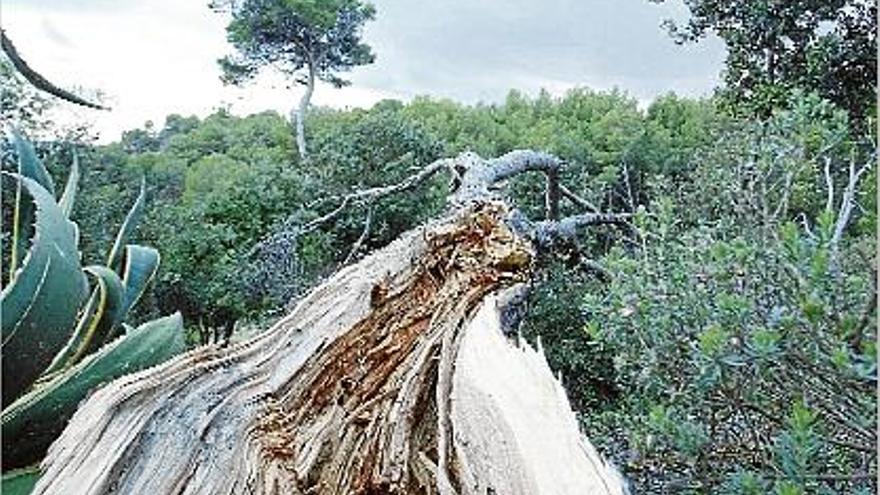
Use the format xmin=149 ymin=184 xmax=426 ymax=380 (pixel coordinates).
xmin=292 ymin=63 xmax=316 ymax=161
xmin=33 ymin=152 xmax=630 ymax=494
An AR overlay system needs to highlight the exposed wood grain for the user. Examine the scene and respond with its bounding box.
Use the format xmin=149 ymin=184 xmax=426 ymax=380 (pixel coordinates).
xmin=35 ymin=190 xmax=626 ymax=494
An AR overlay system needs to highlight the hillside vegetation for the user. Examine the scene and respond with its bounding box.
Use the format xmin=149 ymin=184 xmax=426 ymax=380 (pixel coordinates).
xmin=7 ymin=77 xmax=875 ymax=492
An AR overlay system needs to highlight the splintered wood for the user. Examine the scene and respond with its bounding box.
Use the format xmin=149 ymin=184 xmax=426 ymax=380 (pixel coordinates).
xmin=33 ymin=203 xmax=626 ymax=495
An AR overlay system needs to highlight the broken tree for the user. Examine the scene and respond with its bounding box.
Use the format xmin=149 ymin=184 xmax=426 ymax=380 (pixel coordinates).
xmin=33 ymin=150 xmax=631 ymax=494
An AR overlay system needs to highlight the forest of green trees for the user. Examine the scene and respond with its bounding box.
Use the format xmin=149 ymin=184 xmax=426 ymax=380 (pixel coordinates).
xmin=1 ymin=0 xmax=876 ymax=494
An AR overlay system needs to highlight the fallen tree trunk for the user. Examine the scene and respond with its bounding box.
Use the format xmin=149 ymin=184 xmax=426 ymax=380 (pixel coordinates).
xmin=34 ymin=152 xmax=629 ymax=494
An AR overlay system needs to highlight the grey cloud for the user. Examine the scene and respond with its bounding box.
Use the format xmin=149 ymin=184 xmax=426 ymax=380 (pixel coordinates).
xmin=5 ymin=0 xmax=727 ymax=144
xmin=352 ymin=0 xmax=726 ymax=103
xmin=8 ymin=0 xmax=725 ymax=105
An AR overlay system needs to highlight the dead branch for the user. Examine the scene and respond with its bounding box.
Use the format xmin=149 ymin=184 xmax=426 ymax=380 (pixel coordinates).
xmin=248 ymin=157 xmax=453 ymax=260
xmin=298 ymin=157 xmax=455 ymax=235
xmin=824 ymin=157 xmax=835 ymax=214
xmin=771 ymin=170 xmax=795 ymax=221
xmin=559 ymin=184 xmax=600 ymax=213
xmin=797 ymin=212 xmax=816 ymax=240
xmin=532 ymin=212 xmax=634 ymax=246
xmin=444 ymin=150 xmax=632 ymax=246
xmin=342 ymin=206 xmax=373 ymax=265
xmin=451 ymin=150 xmax=562 ymax=206
xmin=245 ymin=149 xmax=636 ymax=318
xmin=253 ymin=150 xmax=628 ymax=265
xmin=830 ymin=154 xmax=872 ymax=251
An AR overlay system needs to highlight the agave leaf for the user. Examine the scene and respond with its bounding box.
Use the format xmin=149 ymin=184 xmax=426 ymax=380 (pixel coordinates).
xmin=39 ymin=290 xmax=98 ymax=377
xmin=42 ymin=265 xmax=125 ymax=374
xmin=1 ymin=313 xmax=185 ymax=470
xmin=1 ymin=172 xmax=88 ymax=407
xmin=119 ymin=244 xmax=160 ymax=327
xmin=106 ymin=177 xmax=146 ymax=273
xmin=1 ymin=466 xmax=40 ymax=495
xmin=49 ymin=246 xmax=159 ymax=368
xmin=58 ymin=150 xmax=80 ymax=218
xmin=76 ymin=265 xmax=126 ymax=354
xmin=8 ymin=133 xmax=55 ymax=280
xmin=12 ymin=132 xmax=55 ymax=195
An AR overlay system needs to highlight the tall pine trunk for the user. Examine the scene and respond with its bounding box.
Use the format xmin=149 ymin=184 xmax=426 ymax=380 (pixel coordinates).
xmin=292 ymin=64 xmax=316 ymax=161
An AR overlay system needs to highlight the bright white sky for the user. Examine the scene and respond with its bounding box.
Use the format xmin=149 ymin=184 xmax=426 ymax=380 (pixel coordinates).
xmin=2 ymin=0 xmax=726 ymax=143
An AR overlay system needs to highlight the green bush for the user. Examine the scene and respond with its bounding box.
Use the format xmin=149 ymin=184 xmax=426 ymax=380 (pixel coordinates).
xmin=571 ymin=97 xmax=876 ymax=493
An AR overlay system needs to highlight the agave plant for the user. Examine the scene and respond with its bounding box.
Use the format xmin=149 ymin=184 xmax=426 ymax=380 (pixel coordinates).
xmin=1 ymin=134 xmax=186 ymax=488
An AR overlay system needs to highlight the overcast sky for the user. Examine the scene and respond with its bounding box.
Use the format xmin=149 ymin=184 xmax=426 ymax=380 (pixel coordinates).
xmin=3 ymin=0 xmax=726 ymax=142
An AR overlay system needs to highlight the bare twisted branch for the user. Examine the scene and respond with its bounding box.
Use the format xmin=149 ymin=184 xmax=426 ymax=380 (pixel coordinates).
xmin=251 ymin=150 xmax=632 ymax=279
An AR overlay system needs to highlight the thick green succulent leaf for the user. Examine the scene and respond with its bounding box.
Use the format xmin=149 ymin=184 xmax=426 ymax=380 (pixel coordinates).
xmin=43 ymin=246 xmax=160 ymax=375
xmin=119 ymin=244 xmax=160 ymax=324
xmin=106 ymin=177 xmax=146 ymax=273
xmin=1 ymin=173 xmax=88 ymax=407
xmin=13 ymin=132 xmax=55 ymax=195
xmin=75 ymin=266 xmax=126 ymax=356
xmin=8 ymin=177 xmax=35 ymax=281
xmin=1 ymin=312 xmax=185 ymax=470
xmin=58 ymin=150 xmax=80 ymax=218
xmin=42 ymin=265 xmax=126 ymax=374
xmin=41 ymin=291 xmax=99 ymax=377
xmin=1 ymin=466 xmax=40 ymax=495
xmin=8 ymin=133 xmax=55 ymax=280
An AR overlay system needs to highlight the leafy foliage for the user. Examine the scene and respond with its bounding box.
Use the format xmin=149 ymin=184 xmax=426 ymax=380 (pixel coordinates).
xmin=575 ymin=98 xmax=876 ymax=493
xmin=213 ymin=0 xmax=376 ymax=87
xmin=652 ymin=0 xmax=877 ymax=122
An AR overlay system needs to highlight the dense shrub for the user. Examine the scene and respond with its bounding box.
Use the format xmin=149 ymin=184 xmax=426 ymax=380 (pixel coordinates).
xmin=573 ymin=97 xmax=876 ymax=494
